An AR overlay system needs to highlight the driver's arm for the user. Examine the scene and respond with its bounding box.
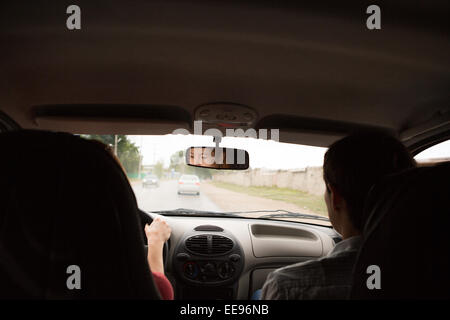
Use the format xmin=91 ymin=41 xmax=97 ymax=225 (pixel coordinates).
xmin=145 ymin=218 xmax=170 ymax=274
xmin=145 ymin=218 xmax=173 ymax=299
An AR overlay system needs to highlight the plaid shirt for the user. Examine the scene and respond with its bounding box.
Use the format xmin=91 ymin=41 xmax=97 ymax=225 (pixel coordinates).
xmin=261 ymin=236 xmax=361 ymax=300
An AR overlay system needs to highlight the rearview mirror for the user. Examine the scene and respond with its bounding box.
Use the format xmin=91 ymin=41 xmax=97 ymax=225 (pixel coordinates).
xmin=186 ymin=147 xmax=249 ymax=170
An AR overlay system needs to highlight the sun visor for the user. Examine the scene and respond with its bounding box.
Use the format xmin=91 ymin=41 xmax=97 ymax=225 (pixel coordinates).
xmin=256 ymin=114 xmax=395 ymax=148
xmin=32 ymin=104 xmax=191 ymax=135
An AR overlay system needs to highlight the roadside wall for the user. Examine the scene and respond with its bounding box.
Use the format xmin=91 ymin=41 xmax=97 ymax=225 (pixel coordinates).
xmin=212 ymin=167 xmax=325 ymax=196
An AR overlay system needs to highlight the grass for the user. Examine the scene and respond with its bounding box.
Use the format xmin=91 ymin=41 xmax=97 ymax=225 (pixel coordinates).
xmin=211 ymin=181 xmax=328 ymax=216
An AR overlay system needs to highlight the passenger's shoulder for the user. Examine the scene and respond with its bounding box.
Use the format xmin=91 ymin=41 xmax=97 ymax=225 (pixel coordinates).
xmin=270 ymin=252 xmax=356 ymax=283
xmin=268 ymin=259 xmax=326 ymax=284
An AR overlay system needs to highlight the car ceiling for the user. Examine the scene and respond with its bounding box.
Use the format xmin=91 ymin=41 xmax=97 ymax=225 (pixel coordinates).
xmin=0 ymin=0 xmax=449 ymax=148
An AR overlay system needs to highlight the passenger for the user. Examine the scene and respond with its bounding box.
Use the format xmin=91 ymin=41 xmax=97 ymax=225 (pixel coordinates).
xmin=90 ymin=140 xmax=173 ymax=300
xmin=260 ymin=132 xmax=416 ymax=300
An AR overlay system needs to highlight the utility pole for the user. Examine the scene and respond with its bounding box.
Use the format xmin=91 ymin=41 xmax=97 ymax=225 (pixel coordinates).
xmin=114 ymin=135 xmax=118 ymax=156
xmin=137 ymin=136 xmax=143 ymax=179
xmin=137 ymin=155 xmax=142 ymax=180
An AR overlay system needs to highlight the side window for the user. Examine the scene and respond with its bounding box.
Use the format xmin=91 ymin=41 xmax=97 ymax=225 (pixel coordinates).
xmin=0 ymin=110 xmax=21 ymax=132
xmin=414 ymin=139 xmax=450 ymax=165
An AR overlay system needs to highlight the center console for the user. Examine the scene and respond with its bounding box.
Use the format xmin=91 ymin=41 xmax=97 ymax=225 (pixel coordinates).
xmin=172 ymin=224 xmax=245 ymax=300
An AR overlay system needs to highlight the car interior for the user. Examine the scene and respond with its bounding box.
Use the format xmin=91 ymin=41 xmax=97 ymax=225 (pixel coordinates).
xmin=0 ymin=0 xmax=449 ymax=300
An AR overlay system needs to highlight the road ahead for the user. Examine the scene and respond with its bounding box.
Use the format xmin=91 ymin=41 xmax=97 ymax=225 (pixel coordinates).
xmin=132 ymin=179 xmax=331 ymax=226
xmin=132 ymin=179 xmax=222 ymax=213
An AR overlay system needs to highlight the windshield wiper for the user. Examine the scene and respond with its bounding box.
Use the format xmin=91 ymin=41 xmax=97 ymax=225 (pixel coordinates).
xmin=152 ymin=208 xmax=238 ymax=217
xmin=226 ymin=209 xmax=330 ymax=221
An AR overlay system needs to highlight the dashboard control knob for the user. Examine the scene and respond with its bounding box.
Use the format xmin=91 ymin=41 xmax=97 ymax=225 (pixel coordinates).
xmin=203 ymin=263 xmax=216 ymax=276
xmin=229 ymin=254 xmax=241 ymax=262
xmin=218 ymin=262 xmax=235 ymax=279
xmin=183 ymin=262 xmax=199 ymax=279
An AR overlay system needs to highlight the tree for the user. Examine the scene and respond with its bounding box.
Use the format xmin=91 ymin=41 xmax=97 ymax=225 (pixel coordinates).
xmin=153 ymin=161 xmax=164 ymax=179
xmin=169 ymin=150 xmax=185 ymax=173
xmin=81 ymin=135 xmax=141 ymax=176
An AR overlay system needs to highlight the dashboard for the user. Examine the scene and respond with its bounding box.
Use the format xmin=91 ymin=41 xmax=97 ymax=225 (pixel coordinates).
xmin=146 ymin=212 xmax=339 ymax=300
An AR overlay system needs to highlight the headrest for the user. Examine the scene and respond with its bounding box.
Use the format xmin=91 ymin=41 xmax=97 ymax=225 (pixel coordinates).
xmin=0 ymin=130 xmax=160 ymax=299
xmin=350 ymin=162 xmax=450 ymax=299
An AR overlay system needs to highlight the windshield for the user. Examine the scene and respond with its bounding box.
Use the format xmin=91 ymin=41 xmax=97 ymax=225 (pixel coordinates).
xmin=414 ymin=139 xmax=450 ymax=164
xmin=82 ymin=134 xmax=330 ymax=226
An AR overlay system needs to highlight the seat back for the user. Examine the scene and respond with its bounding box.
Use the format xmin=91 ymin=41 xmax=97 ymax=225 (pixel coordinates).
xmin=350 ymin=162 xmax=450 ymax=299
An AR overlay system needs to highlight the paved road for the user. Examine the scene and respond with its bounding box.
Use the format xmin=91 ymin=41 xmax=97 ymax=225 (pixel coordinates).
xmin=132 ymin=179 xmax=222 ymax=213
xmin=132 ymin=179 xmax=330 ymax=226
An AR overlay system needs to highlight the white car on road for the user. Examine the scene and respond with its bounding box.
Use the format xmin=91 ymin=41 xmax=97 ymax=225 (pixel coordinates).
xmin=177 ymin=174 xmax=200 ymax=195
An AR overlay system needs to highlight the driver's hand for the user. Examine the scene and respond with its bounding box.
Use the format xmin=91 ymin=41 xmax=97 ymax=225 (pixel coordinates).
xmin=145 ymin=217 xmax=171 ymax=244
xmin=145 ymin=218 xmax=171 ymax=275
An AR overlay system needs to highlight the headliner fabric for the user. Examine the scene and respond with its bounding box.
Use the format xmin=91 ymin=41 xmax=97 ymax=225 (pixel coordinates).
xmin=350 ymin=162 xmax=450 ymax=299
xmin=0 ymin=130 xmax=161 ymax=299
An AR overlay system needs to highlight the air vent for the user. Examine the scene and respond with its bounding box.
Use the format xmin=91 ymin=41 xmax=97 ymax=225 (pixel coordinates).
xmin=185 ymin=235 xmax=209 ymax=255
xmin=185 ymin=235 xmax=234 ymax=255
xmin=211 ymin=235 xmax=234 ymax=254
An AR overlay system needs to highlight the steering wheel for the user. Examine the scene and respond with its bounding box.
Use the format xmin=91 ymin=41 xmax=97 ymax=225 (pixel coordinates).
xmin=138 ymin=209 xmax=170 ymax=270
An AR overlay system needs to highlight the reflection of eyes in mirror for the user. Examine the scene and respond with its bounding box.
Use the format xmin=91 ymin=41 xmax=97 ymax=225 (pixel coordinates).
xmin=186 ymin=147 xmax=249 ymax=170
xmin=190 ymin=147 xmax=224 ymax=167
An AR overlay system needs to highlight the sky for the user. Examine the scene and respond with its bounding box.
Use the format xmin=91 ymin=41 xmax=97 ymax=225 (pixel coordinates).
xmin=128 ymin=135 xmax=450 ymax=170
xmin=414 ymin=139 xmax=450 ymax=161
xmin=128 ymin=134 xmax=327 ymax=170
